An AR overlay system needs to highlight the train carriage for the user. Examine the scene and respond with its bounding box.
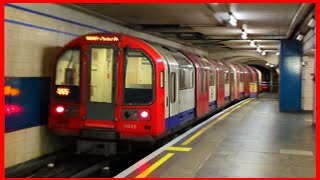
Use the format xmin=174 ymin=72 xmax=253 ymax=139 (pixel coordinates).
xmin=182 ymin=52 xmax=210 ymax=117
xmin=244 ymin=65 xmax=258 ymax=97
xmin=49 ymin=33 xmax=259 ymax=156
xmin=228 ymin=63 xmax=242 ymax=100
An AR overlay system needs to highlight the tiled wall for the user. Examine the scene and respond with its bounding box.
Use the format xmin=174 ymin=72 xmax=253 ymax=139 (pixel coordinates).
xmin=5 ymin=3 xmax=206 ymax=168
xmin=301 ymin=56 xmax=315 ymax=111
xmin=5 ymin=126 xmax=69 ymax=168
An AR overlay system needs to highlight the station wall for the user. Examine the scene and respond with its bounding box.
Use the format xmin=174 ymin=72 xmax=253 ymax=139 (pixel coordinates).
xmin=301 ymin=29 xmax=315 ymax=111
xmin=4 ymin=3 xmax=206 ymax=168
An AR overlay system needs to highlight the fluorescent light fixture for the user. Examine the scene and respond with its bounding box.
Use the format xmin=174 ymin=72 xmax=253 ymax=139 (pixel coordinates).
xmin=241 ymin=30 xmax=248 ymax=39
xmin=256 ymin=46 xmax=262 ymax=53
xmin=275 ymin=52 xmax=280 ymax=55
xmin=261 ymin=51 xmax=267 ymax=56
xmin=229 ymin=13 xmax=237 ymax=26
xmin=249 ymin=40 xmax=255 ymax=47
xmin=308 ymin=18 xmax=315 ymax=28
xmin=296 ymin=34 xmax=304 ymax=41
xmin=241 ymin=34 xmax=248 ymax=39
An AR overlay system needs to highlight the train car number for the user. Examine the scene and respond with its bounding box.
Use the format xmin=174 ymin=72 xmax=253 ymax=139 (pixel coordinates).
xmin=123 ymin=124 xmax=137 ymax=129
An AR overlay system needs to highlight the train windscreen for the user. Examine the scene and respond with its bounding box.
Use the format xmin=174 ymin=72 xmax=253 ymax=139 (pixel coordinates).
xmin=123 ymin=50 xmax=154 ymax=104
xmin=54 ymin=48 xmax=80 ymax=102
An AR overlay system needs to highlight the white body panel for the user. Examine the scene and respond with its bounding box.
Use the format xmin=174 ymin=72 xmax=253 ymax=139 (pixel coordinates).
xmin=209 ymin=85 xmax=216 ymax=102
xmin=240 ymin=82 xmax=244 ymax=93
xmin=179 ymin=88 xmax=195 ymax=112
xmin=152 ymin=45 xmax=179 ymax=118
xmin=224 ymin=84 xmax=230 ymax=97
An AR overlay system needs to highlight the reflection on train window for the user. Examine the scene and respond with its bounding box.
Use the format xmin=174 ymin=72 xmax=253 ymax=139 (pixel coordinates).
xmin=55 ymin=49 xmax=80 ymax=86
xmin=173 ymin=55 xmax=194 ymax=90
xmin=90 ymin=48 xmax=114 ymax=103
xmin=124 ymin=51 xmax=154 ymax=104
xmin=209 ymin=71 xmax=215 ymax=86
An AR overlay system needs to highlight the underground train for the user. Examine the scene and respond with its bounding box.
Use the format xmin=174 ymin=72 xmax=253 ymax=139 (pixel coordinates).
xmin=48 ymin=33 xmax=261 ymax=155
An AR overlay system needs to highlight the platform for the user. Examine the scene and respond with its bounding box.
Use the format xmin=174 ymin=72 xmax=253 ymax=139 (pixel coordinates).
xmin=115 ymin=93 xmax=315 ymax=178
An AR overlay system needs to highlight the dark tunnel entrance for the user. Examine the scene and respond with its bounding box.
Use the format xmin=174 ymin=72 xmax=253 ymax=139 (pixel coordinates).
xmin=249 ymin=64 xmax=279 ymax=93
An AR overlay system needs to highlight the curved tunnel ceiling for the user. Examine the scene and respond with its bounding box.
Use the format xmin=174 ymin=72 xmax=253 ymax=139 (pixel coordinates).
xmin=220 ymin=55 xmax=273 ymax=69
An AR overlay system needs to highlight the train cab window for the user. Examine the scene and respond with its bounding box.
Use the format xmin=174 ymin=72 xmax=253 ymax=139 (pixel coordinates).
xmin=123 ymin=50 xmax=154 ymax=104
xmin=89 ymin=48 xmax=114 ymax=103
xmin=55 ymin=49 xmax=80 ymax=86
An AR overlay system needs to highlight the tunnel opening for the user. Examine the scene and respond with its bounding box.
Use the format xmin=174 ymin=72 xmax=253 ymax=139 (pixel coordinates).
xmin=249 ymin=64 xmax=279 ymax=93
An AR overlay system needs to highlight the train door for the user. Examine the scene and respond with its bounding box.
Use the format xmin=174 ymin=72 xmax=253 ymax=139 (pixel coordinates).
xmin=86 ymin=45 xmax=116 ymax=120
xmin=209 ymin=68 xmax=216 ymax=110
xmin=168 ymin=62 xmax=179 ymax=118
xmin=230 ymin=64 xmax=238 ymax=100
xmin=152 ymin=46 xmax=179 ymax=128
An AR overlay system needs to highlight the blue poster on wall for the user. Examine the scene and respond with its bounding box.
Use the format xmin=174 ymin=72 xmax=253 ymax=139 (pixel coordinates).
xmin=5 ymin=77 xmax=50 ymax=132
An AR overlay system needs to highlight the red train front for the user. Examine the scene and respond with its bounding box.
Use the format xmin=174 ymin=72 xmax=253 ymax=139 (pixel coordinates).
xmin=49 ymin=33 xmax=260 ymax=155
xmin=49 ymin=33 xmax=165 ymax=154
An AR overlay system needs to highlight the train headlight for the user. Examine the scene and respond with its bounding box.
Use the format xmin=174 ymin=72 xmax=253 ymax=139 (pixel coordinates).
xmin=122 ymin=109 xmax=150 ymax=121
xmin=139 ymin=110 xmax=150 ymax=120
xmin=55 ymin=106 xmax=65 ymax=114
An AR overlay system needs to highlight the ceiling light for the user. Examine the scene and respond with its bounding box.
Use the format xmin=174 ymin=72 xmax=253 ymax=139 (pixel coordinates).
xmin=266 ymin=62 xmax=270 ymax=66
xmin=249 ymin=40 xmax=255 ymax=47
xmin=241 ymin=30 xmax=248 ymax=39
xmin=308 ymin=18 xmax=315 ymax=28
xmin=241 ymin=34 xmax=248 ymax=39
xmin=261 ymin=51 xmax=267 ymax=56
xmin=269 ymin=64 xmax=274 ymax=68
xmin=296 ymin=34 xmax=304 ymax=41
xmin=275 ymin=52 xmax=280 ymax=55
xmin=256 ymin=46 xmax=262 ymax=53
xmin=229 ymin=13 xmax=237 ymax=26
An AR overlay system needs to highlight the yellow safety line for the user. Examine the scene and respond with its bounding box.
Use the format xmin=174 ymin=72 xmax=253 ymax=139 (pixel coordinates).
xmin=135 ymin=153 xmax=175 ymax=178
xmin=166 ymin=146 xmax=192 ymax=152
xmin=181 ymin=99 xmax=253 ymax=146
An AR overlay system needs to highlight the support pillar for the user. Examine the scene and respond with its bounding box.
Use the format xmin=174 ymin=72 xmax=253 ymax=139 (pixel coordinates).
xmin=279 ymin=40 xmax=302 ymax=112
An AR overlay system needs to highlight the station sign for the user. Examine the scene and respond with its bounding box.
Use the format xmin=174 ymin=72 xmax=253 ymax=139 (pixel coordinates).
xmin=85 ymin=35 xmax=119 ymax=42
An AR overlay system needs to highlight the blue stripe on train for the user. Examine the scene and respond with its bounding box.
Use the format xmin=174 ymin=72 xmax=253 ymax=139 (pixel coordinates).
xmin=209 ymin=100 xmax=217 ymax=110
xmin=5 ymin=77 xmax=50 ymax=132
xmin=165 ymin=108 xmax=196 ymax=130
xmin=250 ymin=94 xmax=257 ymax=98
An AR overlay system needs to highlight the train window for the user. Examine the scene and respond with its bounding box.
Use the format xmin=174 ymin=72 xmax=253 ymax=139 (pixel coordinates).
xmin=209 ymin=71 xmax=215 ymax=86
xmin=123 ymin=50 xmax=154 ymax=104
xmin=204 ymin=71 xmax=208 ymax=91
xmin=224 ymin=72 xmax=230 ymax=84
xmin=170 ymin=72 xmax=176 ymax=103
xmin=160 ymin=71 xmax=164 ymax=88
xmin=201 ymin=71 xmax=207 ymax=92
xmin=89 ymin=48 xmax=114 ymax=103
xmin=173 ymin=55 xmax=194 ymax=90
xmin=240 ymin=73 xmax=245 ymax=82
xmin=55 ymin=49 xmax=80 ymax=86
